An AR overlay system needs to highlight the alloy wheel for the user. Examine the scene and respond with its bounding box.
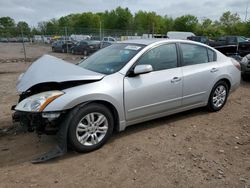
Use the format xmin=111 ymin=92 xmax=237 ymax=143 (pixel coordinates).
xmin=76 ymin=112 xmax=108 ymax=146
xmin=212 ymin=85 xmax=227 ymax=108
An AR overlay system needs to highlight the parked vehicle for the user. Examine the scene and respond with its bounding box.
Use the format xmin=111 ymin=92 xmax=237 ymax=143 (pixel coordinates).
xmin=52 ymin=40 xmax=74 ymax=53
xmin=240 ymin=54 xmax=250 ymax=80
xmin=238 ymin=41 xmax=250 ymax=57
xmin=12 ymin=39 xmax=241 ymax=163
xmin=100 ymin=37 xmax=116 ymax=48
xmin=70 ymin=40 xmax=100 ymax=55
xmin=209 ymin=36 xmax=250 ymax=56
xmin=187 ymin=36 xmax=209 ymax=44
xmin=0 ymin=38 xmax=8 ymax=42
xmin=100 ymin=41 xmax=113 ymax=48
xmin=8 ymin=37 xmax=18 ymax=42
xmin=167 ymin=31 xmax=195 ymax=39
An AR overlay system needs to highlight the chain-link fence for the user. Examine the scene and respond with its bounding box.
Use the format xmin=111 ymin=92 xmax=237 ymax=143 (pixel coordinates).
xmin=0 ymin=26 xmax=168 ymax=63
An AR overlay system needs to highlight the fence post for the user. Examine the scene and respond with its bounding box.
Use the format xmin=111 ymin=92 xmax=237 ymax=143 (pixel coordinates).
xmin=64 ymin=26 xmax=68 ymax=52
xmin=21 ymin=27 xmax=27 ymax=63
xmin=99 ymin=20 xmax=102 ymax=40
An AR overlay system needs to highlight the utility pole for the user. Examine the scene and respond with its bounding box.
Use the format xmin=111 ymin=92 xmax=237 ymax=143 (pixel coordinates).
xmin=64 ymin=26 xmax=68 ymax=52
xmin=245 ymin=1 xmax=249 ymax=22
xmin=152 ymin=22 xmax=155 ymax=38
xmin=21 ymin=27 xmax=27 ymax=63
xmin=99 ymin=20 xmax=102 ymax=41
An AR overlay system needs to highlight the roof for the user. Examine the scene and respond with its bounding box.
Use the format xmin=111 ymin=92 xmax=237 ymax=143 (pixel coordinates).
xmin=119 ymin=38 xmax=168 ymax=45
xmin=119 ymin=38 xmax=203 ymax=46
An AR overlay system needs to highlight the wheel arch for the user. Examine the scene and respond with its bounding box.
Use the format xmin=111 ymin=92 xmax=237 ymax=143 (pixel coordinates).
xmin=85 ymin=100 xmax=120 ymax=133
xmin=207 ymin=77 xmax=232 ymax=105
xmin=219 ymin=78 xmax=231 ymax=91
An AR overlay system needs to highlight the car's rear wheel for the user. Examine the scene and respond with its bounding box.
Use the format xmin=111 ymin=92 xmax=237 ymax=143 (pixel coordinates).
xmin=207 ymin=81 xmax=229 ymax=112
xmin=68 ymin=103 xmax=114 ymax=153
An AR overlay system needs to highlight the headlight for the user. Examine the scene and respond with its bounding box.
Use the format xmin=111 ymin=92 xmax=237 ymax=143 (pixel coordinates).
xmin=241 ymin=56 xmax=249 ymax=65
xmin=15 ymin=91 xmax=64 ymax=112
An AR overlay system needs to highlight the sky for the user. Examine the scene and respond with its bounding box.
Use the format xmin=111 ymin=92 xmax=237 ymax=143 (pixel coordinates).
xmin=0 ymin=0 xmax=249 ymax=26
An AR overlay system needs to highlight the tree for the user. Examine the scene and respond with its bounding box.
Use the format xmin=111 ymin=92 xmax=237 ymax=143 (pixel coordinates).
xmin=0 ymin=17 xmax=15 ymax=37
xmin=17 ymin=21 xmax=30 ymax=36
xmin=173 ymin=15 xmax=198 ymax=32
xmin=219 ymin=11 xmax=241 ymax=35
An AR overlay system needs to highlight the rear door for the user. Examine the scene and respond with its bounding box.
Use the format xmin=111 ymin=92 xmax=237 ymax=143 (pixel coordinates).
xmin=179 ymin=43 xmax=219 ymax=107
xmin=124 ymin=43 xmax=183 ymax=121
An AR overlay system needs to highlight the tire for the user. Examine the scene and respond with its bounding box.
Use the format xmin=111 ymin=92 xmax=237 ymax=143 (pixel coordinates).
xmin=68 ymin=103 xmax=114 ymax=153
xmin=207 ymin=81 xmax=229 ymax=112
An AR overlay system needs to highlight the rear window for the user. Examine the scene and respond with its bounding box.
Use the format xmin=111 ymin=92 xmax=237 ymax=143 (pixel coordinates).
xmin=180 ymin=43 xmax=216 ymax=66
xmin=180 ymin=43 xmax=208 ymax=66
xmin=207 ymin=48 xmax=216 ymax=62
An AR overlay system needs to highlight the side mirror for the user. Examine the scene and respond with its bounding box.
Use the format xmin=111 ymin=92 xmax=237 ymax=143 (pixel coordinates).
xmin=133 ymin=64 xmax=153 ymax=75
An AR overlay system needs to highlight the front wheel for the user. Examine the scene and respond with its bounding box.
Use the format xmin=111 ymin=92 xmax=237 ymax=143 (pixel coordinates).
xmin=207 ymin=81 xmax=229 ymax=112
xmin=68 ymin=103 xmax=114 ymax=153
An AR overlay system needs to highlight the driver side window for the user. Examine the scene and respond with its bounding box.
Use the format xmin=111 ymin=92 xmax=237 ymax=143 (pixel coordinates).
xmin=137 ymin=43 xmax=178 ymax=71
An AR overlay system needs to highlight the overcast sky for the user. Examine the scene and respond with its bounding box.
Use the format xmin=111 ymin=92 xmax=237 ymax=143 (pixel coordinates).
xmin=0 ymin=0 xmax=249 ymax=26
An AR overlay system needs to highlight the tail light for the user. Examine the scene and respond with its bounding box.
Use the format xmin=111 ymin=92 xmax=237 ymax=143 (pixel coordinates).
xmin=231 ymin=58 xmax=241 ymax=71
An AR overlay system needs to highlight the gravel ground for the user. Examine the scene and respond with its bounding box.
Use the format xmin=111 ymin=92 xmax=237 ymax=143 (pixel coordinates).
xmin=0 ymin=43 xmax=249 ymax=188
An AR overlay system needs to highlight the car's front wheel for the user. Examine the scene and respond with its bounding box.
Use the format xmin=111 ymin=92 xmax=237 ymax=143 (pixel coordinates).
xmin=207 ymin=81 xmax=229 ymax=112
xmin=68 ymin=103 xmax=114 ymax=153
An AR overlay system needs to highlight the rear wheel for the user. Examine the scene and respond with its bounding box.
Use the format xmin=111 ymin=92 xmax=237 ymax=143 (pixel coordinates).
xmin=207 ymin=81 xmax=229 ymax=112
xmin=68 ymin=103 xmax=114 ymax=153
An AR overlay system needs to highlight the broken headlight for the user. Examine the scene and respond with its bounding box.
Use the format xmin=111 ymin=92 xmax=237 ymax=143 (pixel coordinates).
xmin=15 ymin=90 xmax=64 ymax=112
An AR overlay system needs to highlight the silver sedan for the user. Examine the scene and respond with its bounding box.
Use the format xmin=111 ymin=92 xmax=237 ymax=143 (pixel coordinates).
xmin=13 ymin=39 xmax=241 ymax=160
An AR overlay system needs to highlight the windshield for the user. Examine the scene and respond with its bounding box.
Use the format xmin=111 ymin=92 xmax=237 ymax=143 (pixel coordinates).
xmin=78 ymin=43 xmax=145 ymax=74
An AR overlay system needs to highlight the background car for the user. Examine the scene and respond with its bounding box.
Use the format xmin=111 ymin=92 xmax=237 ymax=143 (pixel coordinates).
xmin=0 ymin=38 xmax=8 ymax=42
xmin=70 ymin=40 xmax=100 ymax=55
xmin=100 ymin=36 xmax=116 ymax=48
xmin=187 ymin=36 xmax=209 ymax=44
xmin=240 ymin=54 xmax=250 ymax=80
xmin=51 ymin=40 xmax=74 ymax=53
xmin=209 ymin=36 xmax=250 ymax=56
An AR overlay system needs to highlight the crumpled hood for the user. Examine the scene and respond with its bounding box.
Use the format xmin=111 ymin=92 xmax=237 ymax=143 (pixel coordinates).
xmin=17 ymin=55 xmax=105 ymax=93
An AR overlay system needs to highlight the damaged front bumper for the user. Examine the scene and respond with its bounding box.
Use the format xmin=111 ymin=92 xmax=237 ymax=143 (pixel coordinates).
xmin=12 ymin=106 xmax=70 ymax=163
xmin=12 ymin=105 xmax=65 ymax=135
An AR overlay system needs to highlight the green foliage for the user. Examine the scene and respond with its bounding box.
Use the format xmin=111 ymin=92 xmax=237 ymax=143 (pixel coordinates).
xmin=173 ymin=15 xmax=198 ymax=32
xmin=0 ymin=17 xmax=16 ymax=37
xmin=0 ymin=8 xmax=250 ymax=38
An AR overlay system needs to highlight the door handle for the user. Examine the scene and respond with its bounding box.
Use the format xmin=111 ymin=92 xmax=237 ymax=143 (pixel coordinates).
xmin=210 ymin=68 xmax=218 ymax=73
xmin=171 ymin=77 xmax=182 ymax=83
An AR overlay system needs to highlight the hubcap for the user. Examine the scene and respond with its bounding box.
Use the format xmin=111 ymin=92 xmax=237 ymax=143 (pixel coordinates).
xmin=76 ymin=112 xmax=108 ymax=146
xmin=212 ymin=85 xmax=227 ymax=108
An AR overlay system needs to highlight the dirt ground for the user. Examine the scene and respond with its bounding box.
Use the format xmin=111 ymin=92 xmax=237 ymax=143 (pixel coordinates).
xmin=0 ymin=43 xmax=249 ymax=188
